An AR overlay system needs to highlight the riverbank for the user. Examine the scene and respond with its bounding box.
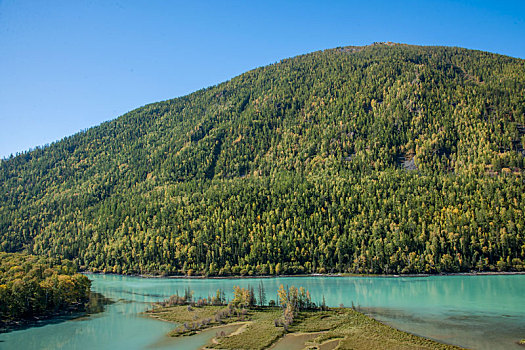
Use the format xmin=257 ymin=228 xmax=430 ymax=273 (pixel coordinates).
xmin=146 ymin=305 xmax=463 ymax=350
xmin=83 ymin=270 xmax=525 ymax=280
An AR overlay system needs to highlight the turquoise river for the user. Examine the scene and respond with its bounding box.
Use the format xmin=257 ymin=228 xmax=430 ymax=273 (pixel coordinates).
xmin=0 ymin=274 xmax=523 ymax=349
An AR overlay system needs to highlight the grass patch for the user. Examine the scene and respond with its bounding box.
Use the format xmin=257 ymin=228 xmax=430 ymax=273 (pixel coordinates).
xmin=147 ymin=305 xmax=464 ymax=349
xmin=214 ymin=307 xmax=283 ymax=349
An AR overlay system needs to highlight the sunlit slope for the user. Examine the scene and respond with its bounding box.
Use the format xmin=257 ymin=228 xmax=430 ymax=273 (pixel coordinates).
xmin=1 ymin=43 xmax=524 ymax=275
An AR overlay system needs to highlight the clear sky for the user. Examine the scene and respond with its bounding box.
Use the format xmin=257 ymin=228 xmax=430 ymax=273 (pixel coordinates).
xmin=1 ymin=0 xmax=524 ymax=159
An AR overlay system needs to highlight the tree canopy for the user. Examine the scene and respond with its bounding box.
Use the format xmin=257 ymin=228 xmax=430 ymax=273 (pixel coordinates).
xmin=0 ymin=252 xmax=91 ymax=323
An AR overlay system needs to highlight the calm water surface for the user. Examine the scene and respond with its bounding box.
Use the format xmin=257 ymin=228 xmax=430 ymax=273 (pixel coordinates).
xmin=0 ymin=274 xmax=523 ymax=349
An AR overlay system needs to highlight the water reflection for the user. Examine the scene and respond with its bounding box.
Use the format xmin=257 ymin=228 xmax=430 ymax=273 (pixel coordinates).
xmin=0 ymin=291 xmax=111 ymax=334
xmin=364 ymin=306 xmax=525 ymax=350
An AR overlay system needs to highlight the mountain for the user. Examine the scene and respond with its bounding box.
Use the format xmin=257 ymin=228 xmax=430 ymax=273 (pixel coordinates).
xmin=1 ymin=43 xmax=524 ymax=275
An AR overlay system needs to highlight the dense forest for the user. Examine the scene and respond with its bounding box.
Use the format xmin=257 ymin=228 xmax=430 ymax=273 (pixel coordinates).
xmin=0 ymin=252 xmax=91 ymax=323
xmin=1 ymin=43 xmax=524 ymax=275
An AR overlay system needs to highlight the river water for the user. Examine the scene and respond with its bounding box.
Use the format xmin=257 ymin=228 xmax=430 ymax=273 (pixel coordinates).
xmin=0 ymin=274 xmax=523 ymax=349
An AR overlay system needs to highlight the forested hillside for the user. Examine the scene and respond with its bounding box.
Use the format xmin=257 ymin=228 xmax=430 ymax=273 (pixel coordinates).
xmin=1 ymin=43 xmax=524 ymax=275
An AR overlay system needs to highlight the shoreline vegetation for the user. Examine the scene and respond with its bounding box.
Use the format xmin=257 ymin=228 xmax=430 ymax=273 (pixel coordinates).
xmin=146 ymin=285 xmax=463 ymax=350
xmin=84 ymin=270 xmax=525 ymax=280
xmin=0 ymin=252 xmax=92 ymax=333
xmin=0 ymin=252 xmax=114 ymax=334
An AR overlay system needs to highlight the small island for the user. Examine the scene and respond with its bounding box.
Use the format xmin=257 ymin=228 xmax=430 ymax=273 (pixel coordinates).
xmin=147 ymin=284 xmax=462 ymax=350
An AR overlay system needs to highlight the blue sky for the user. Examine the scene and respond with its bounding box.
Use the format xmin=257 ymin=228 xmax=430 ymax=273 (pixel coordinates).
xmin=1 ymin=0 xmax=524 ymax=159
